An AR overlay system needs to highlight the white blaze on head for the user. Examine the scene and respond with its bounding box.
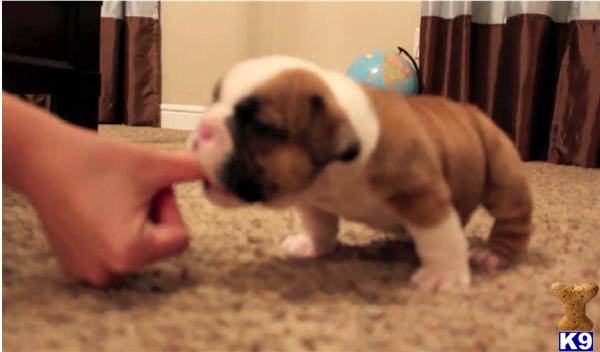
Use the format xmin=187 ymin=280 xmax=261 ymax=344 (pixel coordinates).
xmin=219 ymin=55 xmax=380 ymax=164
xmin=219 ymin=56 xmax=322 ymax=105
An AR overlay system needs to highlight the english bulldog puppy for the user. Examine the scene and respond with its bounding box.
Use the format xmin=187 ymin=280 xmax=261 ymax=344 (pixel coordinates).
xmin=187 ymin=56 xmax=533 ymax=291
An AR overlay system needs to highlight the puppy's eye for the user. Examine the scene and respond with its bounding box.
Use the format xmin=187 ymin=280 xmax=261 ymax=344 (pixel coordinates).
xmin=251 ymin=119 xmax=288 ymax=141
xmin=232 ymin=96 xmax=288 ymax=141
xmin=235 ymin=96 xmax=259 ymax=117
xmin=251 ymin=119 xmax=270 ymax=135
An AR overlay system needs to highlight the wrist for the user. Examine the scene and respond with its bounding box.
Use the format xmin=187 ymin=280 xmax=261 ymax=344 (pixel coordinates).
xmin=2 ymin=94 xmax=96 ymax=200
xmin=19 ymin=126 xmax=84 ymax=202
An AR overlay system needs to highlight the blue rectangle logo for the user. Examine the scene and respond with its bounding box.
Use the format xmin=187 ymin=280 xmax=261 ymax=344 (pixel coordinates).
xmin=559 ymin=331 xmax=594 ymax=352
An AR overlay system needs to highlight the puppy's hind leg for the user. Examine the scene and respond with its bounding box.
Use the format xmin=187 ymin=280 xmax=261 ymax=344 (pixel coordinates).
xmin=476 ymin=167 xmax=532 ymax=270
xmin=282 ymin=206 xmax=339 ymax=259
xmin=471 ymin=112 xmax=533 ymax=271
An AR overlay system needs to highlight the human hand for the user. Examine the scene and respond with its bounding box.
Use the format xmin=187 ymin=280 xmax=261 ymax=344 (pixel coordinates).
xmin=3 ymin=93 xmax=204 ymax=286
xmin=25 ymin=134 xmax=202 ymax=286
xmin=29 ymin=137 xmax=202 ymax=286
xmin=29 ymin=136 xmax=201 ymax=286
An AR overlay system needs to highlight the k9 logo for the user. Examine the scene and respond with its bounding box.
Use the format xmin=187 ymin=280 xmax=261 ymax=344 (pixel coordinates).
xmin=558 ymin=332 xmax=594 ymax=352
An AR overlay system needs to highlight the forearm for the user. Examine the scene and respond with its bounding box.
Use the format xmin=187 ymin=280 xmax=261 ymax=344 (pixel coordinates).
xmin=2 ymin=92 xmax=95 ymax=197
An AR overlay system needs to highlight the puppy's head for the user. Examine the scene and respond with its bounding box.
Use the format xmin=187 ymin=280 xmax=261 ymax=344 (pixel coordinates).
xmin=188 ymin=56 xmax=360 ymax=207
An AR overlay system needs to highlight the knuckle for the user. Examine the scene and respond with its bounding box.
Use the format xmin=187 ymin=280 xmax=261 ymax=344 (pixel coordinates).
xmin=106 ymin=243 xmax=134 ymax=273
xmin=108 ymin=258 xmax=132 ymax=274
xmin=86 ymin=271 xmax=111 ymax=287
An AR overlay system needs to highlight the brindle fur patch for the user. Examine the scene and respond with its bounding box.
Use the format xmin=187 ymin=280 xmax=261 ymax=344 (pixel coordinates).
xmin=364 ymin=87 xmax=532 ymax=260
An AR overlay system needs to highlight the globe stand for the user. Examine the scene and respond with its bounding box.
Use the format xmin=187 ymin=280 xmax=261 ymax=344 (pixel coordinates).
xmin=397 ymin=46 xmax=423 ymax=95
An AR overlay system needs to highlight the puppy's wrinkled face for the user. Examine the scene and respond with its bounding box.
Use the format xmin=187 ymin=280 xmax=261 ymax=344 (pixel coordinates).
xmin=188 ymin=57 xmax=360 ymax=207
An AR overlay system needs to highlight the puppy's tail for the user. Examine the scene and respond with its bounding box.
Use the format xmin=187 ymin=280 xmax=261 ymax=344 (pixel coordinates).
xmin=468 ymin=105 xmax=534 ymax=262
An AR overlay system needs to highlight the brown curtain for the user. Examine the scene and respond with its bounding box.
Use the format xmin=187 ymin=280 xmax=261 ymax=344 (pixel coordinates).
xmin=99 ymin=1 xmax=161 ymax=126
xmin=420 ymin=2 xmax=600 ymax=167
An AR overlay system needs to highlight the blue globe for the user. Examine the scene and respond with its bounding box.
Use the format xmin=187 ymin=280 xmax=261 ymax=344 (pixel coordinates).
xmin=347 ymin=49 xmax=420 ymax=95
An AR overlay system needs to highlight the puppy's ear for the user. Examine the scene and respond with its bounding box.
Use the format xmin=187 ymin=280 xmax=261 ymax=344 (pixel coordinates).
xmin=212 ymin=77 xmax=223 ymax=102
xmin=309 ymin=94 xmax=326 ymax=113
xmin=333 ymin=122 xmax=361 ymax=162
xmin=307 ymin=93 xmax=360 ymax=165
xmin=255 ymin=69 xmax=361 ymax=165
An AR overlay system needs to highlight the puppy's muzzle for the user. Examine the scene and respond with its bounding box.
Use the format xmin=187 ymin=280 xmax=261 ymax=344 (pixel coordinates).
xmin=220 ymin=153 xmax=265 ymax=203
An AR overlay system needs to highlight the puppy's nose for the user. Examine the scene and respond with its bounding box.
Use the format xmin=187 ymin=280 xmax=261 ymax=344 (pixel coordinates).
xmin=198 ymin=125 xmax=214 ymax=141
xmin=189 ymin=125 xmax=215 ymax=151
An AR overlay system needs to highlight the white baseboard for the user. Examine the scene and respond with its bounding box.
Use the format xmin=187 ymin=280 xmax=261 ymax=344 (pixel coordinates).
xmin=160 ymin=104 xmax=205 ymax=130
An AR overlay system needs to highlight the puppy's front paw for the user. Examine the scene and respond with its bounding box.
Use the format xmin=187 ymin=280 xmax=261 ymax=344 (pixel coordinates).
xmin=282 ymin=234 xmax=336 ymax=259
xmin=410 ymin=265 xmax=471 ymax=292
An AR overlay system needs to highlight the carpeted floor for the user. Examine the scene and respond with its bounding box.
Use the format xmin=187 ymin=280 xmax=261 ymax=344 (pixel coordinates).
xmin=3 ymin=125 xmax=600 ymax=351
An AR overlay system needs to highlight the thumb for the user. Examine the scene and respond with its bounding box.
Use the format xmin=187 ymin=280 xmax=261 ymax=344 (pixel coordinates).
xmin=148 ymin=151 xmax=204 ymax=187
xmin=134 ymin=224 xmax=190 ymax=267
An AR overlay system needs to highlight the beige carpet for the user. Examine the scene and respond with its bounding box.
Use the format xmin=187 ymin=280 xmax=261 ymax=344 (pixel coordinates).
xmin=3 ymin=125 xmax=600 ymax=351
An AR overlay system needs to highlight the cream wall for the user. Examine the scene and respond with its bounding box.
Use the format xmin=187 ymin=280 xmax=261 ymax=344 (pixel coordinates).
xmin=162 ymin=2 xmax=421 ymax=106
xmin=161 ymin=2 xmax=251 ymax=106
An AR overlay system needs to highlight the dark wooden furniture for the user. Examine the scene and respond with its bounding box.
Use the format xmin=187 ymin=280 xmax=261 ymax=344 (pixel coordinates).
xmin=2 ymin=2 xmax=101 ymax=130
